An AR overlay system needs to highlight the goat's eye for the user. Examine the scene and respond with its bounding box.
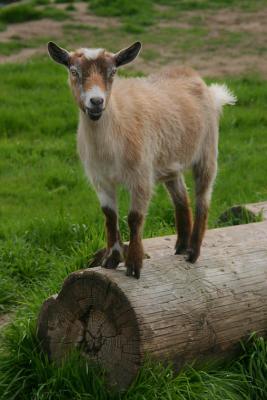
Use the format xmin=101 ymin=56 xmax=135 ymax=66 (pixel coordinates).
xmin=70 ymin=69 xmax=78 ymax=77
xmin=109 ymin=67 xmax=116 ymax=78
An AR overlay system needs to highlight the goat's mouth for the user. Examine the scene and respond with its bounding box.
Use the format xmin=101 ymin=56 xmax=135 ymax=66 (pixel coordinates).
xmin=86 ymin=107 xmax=103 ymax=121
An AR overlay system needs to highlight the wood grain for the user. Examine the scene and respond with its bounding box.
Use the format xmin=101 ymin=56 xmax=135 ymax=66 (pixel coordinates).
xmin=37 ymin=203 xmax=267 ymax=389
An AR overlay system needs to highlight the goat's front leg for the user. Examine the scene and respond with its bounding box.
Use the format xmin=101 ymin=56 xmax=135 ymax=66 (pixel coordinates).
xmin=126 ymin=184 xmax=151 ymax=279
xmin=93 ymin=188 xmax=124 ymax=269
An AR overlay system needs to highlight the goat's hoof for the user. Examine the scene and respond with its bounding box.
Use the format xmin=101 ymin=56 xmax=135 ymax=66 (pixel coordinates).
xmin=123 ymin=245 xmax=149 ymax=261
xmin=88 ymin=248 xmax=106 ymax=268
xmin=102 ymin=249 xmax=121 ymax=269
xmin=186 ymin=248 xmax=199 ymax=263
xmin=126 ymin=263 xmax=141 ymax=279
xmin=175 ymin=243 xmax=188 ymax=255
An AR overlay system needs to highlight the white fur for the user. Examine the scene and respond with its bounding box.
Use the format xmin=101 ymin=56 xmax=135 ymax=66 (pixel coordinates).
xmin=112 ymin=241 xmax=122 ymax=251
xmin=82 ymin=48 xmax=103 ymax=60
xmin=84 ymin=85 xmax=106 ymax=108
xmin=209 ymin=83 xmax=237 ymax=113
xmin=111 ymin=241 xmax=123 ymax=255
xmin=73 ymin=63 xmax=238 ymax=270
xmin=97 ymin=190 xmax=116 ymax=211
xmin=77 ymin=67 xmax=236 ymax=227
xmin=103 ymin=240 xmax=123 ymax=262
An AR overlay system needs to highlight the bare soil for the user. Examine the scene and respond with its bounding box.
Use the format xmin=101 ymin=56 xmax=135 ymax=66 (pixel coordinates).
xmin=0 ymin=4 xmax=267 ymax=77
xmin=73 ymin=2 xmax=120 ymax=28
xmin=0 ymin=19 xmax=61 ymax=42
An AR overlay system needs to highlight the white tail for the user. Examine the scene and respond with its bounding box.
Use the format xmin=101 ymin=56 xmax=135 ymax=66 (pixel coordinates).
xmin=209 ymin=83 xmax=237 ymax=113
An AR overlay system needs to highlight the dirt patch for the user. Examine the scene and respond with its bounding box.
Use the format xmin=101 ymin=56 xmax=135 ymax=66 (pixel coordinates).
xmin=205 ymin=7 xmax=267 ymax=34
xmin=0 ymin=19 xmax=62 ymax=42
xmin=0 ymin=4 xmax=267 ymax=77
xmin=158 ymin=20 xmax=192 ymax=29
xmin=183 ymin=53 xmax=267 ymax=78
xmin=0 ymin=2 xmax=120 ymax=42
xmin=158 ymin=7 xmax=267 ymax=34
xmin=132 ymin=51 xmax=267 ymax=78
xmin=0 ymin=46 xmax=45 ymax=63
xmin=74 ymin=2 xmax=120 ymax=28
xmin=0 ymin=2 xmax=121 ymax=63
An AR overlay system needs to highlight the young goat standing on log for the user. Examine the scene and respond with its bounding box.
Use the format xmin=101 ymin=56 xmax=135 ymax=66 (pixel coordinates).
xmin=48 ymin=41 xmax=236 ymax=279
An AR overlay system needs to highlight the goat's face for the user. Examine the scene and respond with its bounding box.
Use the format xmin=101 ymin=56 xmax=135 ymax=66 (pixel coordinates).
xmin=48 ymin=42 xmax=141 ymax=121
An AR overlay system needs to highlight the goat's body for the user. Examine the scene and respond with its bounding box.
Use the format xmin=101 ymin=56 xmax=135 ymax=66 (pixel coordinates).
xmin=78 ymin=67 xmax=218 ymax=200
xmin=49 ymin=41 xmax=236 ymax=278
xmin=76 ymin=64 xmax=235 ymax=277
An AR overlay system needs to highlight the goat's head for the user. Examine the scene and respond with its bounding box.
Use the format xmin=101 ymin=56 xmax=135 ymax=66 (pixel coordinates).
xmin=47 ymin=41 xmax=141 ymax=121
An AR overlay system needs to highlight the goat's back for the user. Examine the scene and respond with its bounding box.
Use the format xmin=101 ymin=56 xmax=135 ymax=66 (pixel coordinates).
xmin=112 ymin=67 xmax=217 ymax=172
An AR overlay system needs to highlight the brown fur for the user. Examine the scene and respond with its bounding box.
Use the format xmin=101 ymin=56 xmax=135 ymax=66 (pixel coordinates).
xmin=69 ymin=51 xmax=115 ymax=112
xmin=165 ymin=178 xmax=193 ymax=253
xmin=75 ymin=63 xmax=233 ymax=274
xmin=47 ymin=44 xmax=235 ymax=279
xmin=102 ymin=207 xmax=118 ymax=248
xmin=188 ymin=205 xmax=208 ymax=263
xmin=101 ymin=207 xmax=123 ymax=269
xmin=126 ymin=211 xmax=144 ymax=279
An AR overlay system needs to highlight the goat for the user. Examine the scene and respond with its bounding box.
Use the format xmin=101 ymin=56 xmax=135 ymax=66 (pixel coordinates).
xmin=48 ymin=41 xmax=236 ymax=279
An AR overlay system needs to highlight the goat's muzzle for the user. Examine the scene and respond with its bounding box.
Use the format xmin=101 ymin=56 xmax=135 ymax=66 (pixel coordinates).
xmin=86 ymin=106 xmax=103 ymax=121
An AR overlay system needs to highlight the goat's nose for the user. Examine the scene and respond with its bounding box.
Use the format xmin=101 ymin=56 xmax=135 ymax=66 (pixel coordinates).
xmin=90 ymin=97 xmax=104 ymax=106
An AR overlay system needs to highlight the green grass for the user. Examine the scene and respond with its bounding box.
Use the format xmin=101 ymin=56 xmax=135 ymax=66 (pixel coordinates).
xmin=0 ymin=3 xmax=42 ymax=24
xmin=0 ymin=2 xmax=69 ymax=25
xmin=0 ymin=0 xmax=267 ymax=397
xmin=54 ymin=0 xmax=75 ymax=3
xmin=0 ymin=314 xmax=266 ymax=399
xmin=0 ymin=58 xmax=266 ymax=398
xmin=155 ymin=0 xmax=267 ymax=11
xmin=0 ymin=59 xmax=267 ymax=309
xmin=87 ymin=0 xmax=267 ymax=34
xmin=0 ymin=36 xmax=53 ymax=56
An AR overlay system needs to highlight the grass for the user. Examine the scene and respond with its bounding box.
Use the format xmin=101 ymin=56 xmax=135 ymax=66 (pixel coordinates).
xmin=0 ymin=315 xmax=266 ymax=399
xmin=87 ymin=0 xmax=267 ymax=34
xmin=0 ymin=57 xmax=266 ymax=398
xmin=0 ymin=2 xmax=69 ymax=24
xmin=0 ymin=36 xmax=53 ymax=56
xmin=0 ymin=60 xmax=266 ymax=311
xmin=1 ymin=60 xmax=266 ymax=235
xmin=0 ymin=0 xmax=267 ymax=398
xmin=0 ymin=4 xmax=42 ymax=24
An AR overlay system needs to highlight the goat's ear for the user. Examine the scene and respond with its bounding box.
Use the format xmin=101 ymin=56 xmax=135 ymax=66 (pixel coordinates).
xmin=114 ymin=42 xmax=141 ymax=67
xmin=48 ymin=41 xmax=70 ymax=67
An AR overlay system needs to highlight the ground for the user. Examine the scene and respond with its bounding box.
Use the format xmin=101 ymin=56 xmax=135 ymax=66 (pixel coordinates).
xmin=1 ymin=1 xmax=267 ymax=76
xmin=0 ymin=0 xmax=267 ymax=399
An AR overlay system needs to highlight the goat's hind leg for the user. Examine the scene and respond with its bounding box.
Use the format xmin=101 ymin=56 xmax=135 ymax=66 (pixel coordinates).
xmin=187 ymin=157 xmax=217 ymax=263
xmin=165 ymin=175 xmax=192 ymax=255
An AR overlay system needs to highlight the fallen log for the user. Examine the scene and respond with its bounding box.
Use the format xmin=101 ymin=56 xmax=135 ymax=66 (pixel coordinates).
xmin=216 ymin=201 xmax=267 ymax=226
xmin=37 ymin=206 xmax=267 ymax=390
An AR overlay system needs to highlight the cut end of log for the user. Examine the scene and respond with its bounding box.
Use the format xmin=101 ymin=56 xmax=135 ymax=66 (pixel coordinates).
xmin=37 ymin=270 xmax=141 ymax=389
xmin=37 ymin=202 xmax=267 ymax=390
